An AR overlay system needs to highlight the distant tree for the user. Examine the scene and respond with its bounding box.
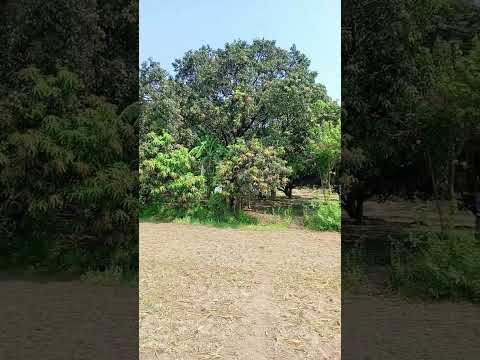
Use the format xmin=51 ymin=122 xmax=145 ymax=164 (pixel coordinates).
xmin=307 ymin=115 xmax=341 ymax=189
xmin=341 ymin=0 xmax=480 ymax=224
xmin=139 ymin=60 xmax=185 ymax=142
xmin=172 ymin=39 xmax=325 ymax=145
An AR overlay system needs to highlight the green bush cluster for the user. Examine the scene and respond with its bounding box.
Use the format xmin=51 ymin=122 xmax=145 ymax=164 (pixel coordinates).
xmin=141 ymin=193 xmax=257 ymax=228
xmin=140 ymin=132 xmax=205 ymax=207
xmin=390 ymin=232 xmax=480 ymax=301
xmin=0 ymin=68 xmax=138 ymax=277
xmin=303 ymin=197 xmax=341 ymax=231
xmin=216 ymin=139 xmax=291 ymax=207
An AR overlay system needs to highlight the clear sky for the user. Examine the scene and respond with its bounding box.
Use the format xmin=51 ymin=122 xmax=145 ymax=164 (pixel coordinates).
xmin=140 ymin=0 xmax=340 ymax=101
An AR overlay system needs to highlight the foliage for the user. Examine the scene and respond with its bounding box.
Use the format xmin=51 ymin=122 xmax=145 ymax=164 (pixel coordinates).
xmin=0 ymin=1 xmax=138 ymax=277
xmin=341 ymin=0 xmax=480 ymax=223
xmin=0 ymin=0 xmax=138 ymax=108
xmin=189 ymin=136 xmax=227 ymax=193
xmin=139 ymin=132 xmax=205 ymax=207
xmin=306 ymin=110 xmax=341 ymax=187
xmin=390 ymin=232 xmax=480 ymax=301
xmin=172 ymin=39 xmax=323 ymax=146
xmin=139 ymin=40 xmax=341 ymax=231
xmin=216 ymin=138 xmax=291 ymax=206
xmin=139 ymin=60 xmax=185 ymax=142
xmin=342 ymin=243 xmax=367 ymax=292
xmin=303 ymin=196 xmax=341 ymax=231
xmin=139 ymin=40 xmax=340 ymax=206
xmin=140 ymin=193 xmax=258 ymax=228
xmin=0 ymin=69 xmax=138 ymax=255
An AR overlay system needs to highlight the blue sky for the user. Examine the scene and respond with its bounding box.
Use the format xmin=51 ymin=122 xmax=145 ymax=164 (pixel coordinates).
xmin=140 ymin=0 xmax=340 ymax=101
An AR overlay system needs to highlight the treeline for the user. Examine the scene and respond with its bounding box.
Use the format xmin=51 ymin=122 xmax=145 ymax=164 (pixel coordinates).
xmin=342 ymin=0 xmax=480 ymax=230
xmin=140 ymin=39 xmax=340 ymax=215
xmin=0 ymin=0 xmax=138 ymax=274
xmin=341 ymin=0 xmax=480 ymax=302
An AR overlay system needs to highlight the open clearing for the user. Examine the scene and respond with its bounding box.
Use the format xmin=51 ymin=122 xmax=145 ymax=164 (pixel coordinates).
xmin=140 ymin=222 xmax=340 ymax=360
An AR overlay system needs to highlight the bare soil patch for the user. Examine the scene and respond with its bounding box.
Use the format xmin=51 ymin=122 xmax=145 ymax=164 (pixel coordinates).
xmin=343 ymin=294 xmax=480 ymax=360
xmin=140 ymin=222 xmax=340 ymax=360
xmin=0 ymin=280 xmax=137 ymax=359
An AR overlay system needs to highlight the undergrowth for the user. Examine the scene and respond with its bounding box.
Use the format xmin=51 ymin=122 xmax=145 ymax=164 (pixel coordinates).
xmin=140 ymin=194 xmax=259 ymax=228
xmin=390 ymin=231 xmax=480 ymax=302
xmin=303 ymin=197 xmax=341 ymax=231
xmin=342 ymin=242 xmax=367 ymax=292
xmin=0 ymin=235 xmax=138 ymax=287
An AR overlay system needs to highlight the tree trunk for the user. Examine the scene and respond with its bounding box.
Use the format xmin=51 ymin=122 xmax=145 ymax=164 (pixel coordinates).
xmin=343 ymin=194 xmax=364 ymax=224
xmin=270 ymin=189 xmax=276 ymax=200
xmin=283 ymin=183 xmax=294 ymax=198
xmin=475 ymin=192 xmax=480 ymax=239
xmin=354 ymin=198 xmax=364 ymax=224
xmin=426 ymin=151 xmax=447 ymax=233
xmin=475 ymin=217 xmax=480 ymax=239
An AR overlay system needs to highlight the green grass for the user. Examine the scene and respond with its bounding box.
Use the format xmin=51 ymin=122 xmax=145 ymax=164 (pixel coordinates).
xmin=140 ymin=193 xmax=302 ymax=230
xmin=140 ymin=197 xmax=260 ymax=229
xmin=0 ymin=235 xmax=138 ymax=287
xmin=142 ymin=194 xmax=344 ymax=231
xmin=80 ymin=266 xmax=138 ymax=287
xmin=390 ymin=231 xmax=480 ymax=301
xmin=342 ymin=243 xmax=367 ymax=292
xmin=303 ymin=198 xmax=341 ymax=231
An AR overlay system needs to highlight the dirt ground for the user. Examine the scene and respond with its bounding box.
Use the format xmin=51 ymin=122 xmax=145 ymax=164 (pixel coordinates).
xmin=342 ymin=293 xmax=480 ymax=360
xmin=140 ymin=222 xmax=341 ymax=360
xmin=0 ymin=280 xmax=138 ymax=359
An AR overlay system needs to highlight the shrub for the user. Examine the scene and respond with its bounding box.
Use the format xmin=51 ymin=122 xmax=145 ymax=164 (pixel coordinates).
xmin=0 ymin=68 xmax=138 ymax=275
xmin=390 ymin=232 xmax=480 ymax=301
xmin=342 ymin=243 xmax=367 ymax=292
xmin=139 ymin=132 xmax=206 ymax=206
xmin=216 ymin=138 xmax=291 ymax=208
xmin=303 ymin=197 xmax=341 ymax=231
xmin=140 ymin=193 xmax=257 ymax=228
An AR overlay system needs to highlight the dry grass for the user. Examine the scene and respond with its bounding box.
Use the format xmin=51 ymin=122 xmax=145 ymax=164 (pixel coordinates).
xmin=140 ymin=222 xmax=340 ymax=360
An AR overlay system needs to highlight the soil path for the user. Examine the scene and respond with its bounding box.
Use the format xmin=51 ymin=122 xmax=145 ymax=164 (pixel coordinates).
xmin=140 ymin=222 xmax=341 ymax=360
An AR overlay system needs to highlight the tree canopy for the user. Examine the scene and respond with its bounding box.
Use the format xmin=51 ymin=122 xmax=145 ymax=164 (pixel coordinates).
xmin=341 ymin=0 xmax=480 ymax=224
xmin=140 ymin=39 xmax=340 ymax=202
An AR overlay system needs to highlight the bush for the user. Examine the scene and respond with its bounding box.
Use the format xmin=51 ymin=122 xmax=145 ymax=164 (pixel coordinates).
xmin=81 ymin=265 xmax=137 ymax=287
xmin=390 ymin=232 xmax=480 ymax=301
xmin=140 ymin=194 xmax=258 ymax=228
xmin=140 ymin=132 xmax=206 ymax=206
xmin=342 ymin=243 xmax=367 ymax=292
xmin=0 ymin=68 xmax=138 ymax=277
xmin=303 ymin=198 xmax=341 ymax=231
xmin=216 ymin=138 xmax=291 ymax=206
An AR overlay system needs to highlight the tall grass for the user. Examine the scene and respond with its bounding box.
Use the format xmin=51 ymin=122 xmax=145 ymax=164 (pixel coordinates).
xmin=140 ymin=193 xmax=258 ymax=228
xmin=303 ymin=196 xmax=341 ymax=231
xmin=390 ymin=231 xmax=480 ymax=301
xmin=342 ymin=243 xmax=367 ymax=292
